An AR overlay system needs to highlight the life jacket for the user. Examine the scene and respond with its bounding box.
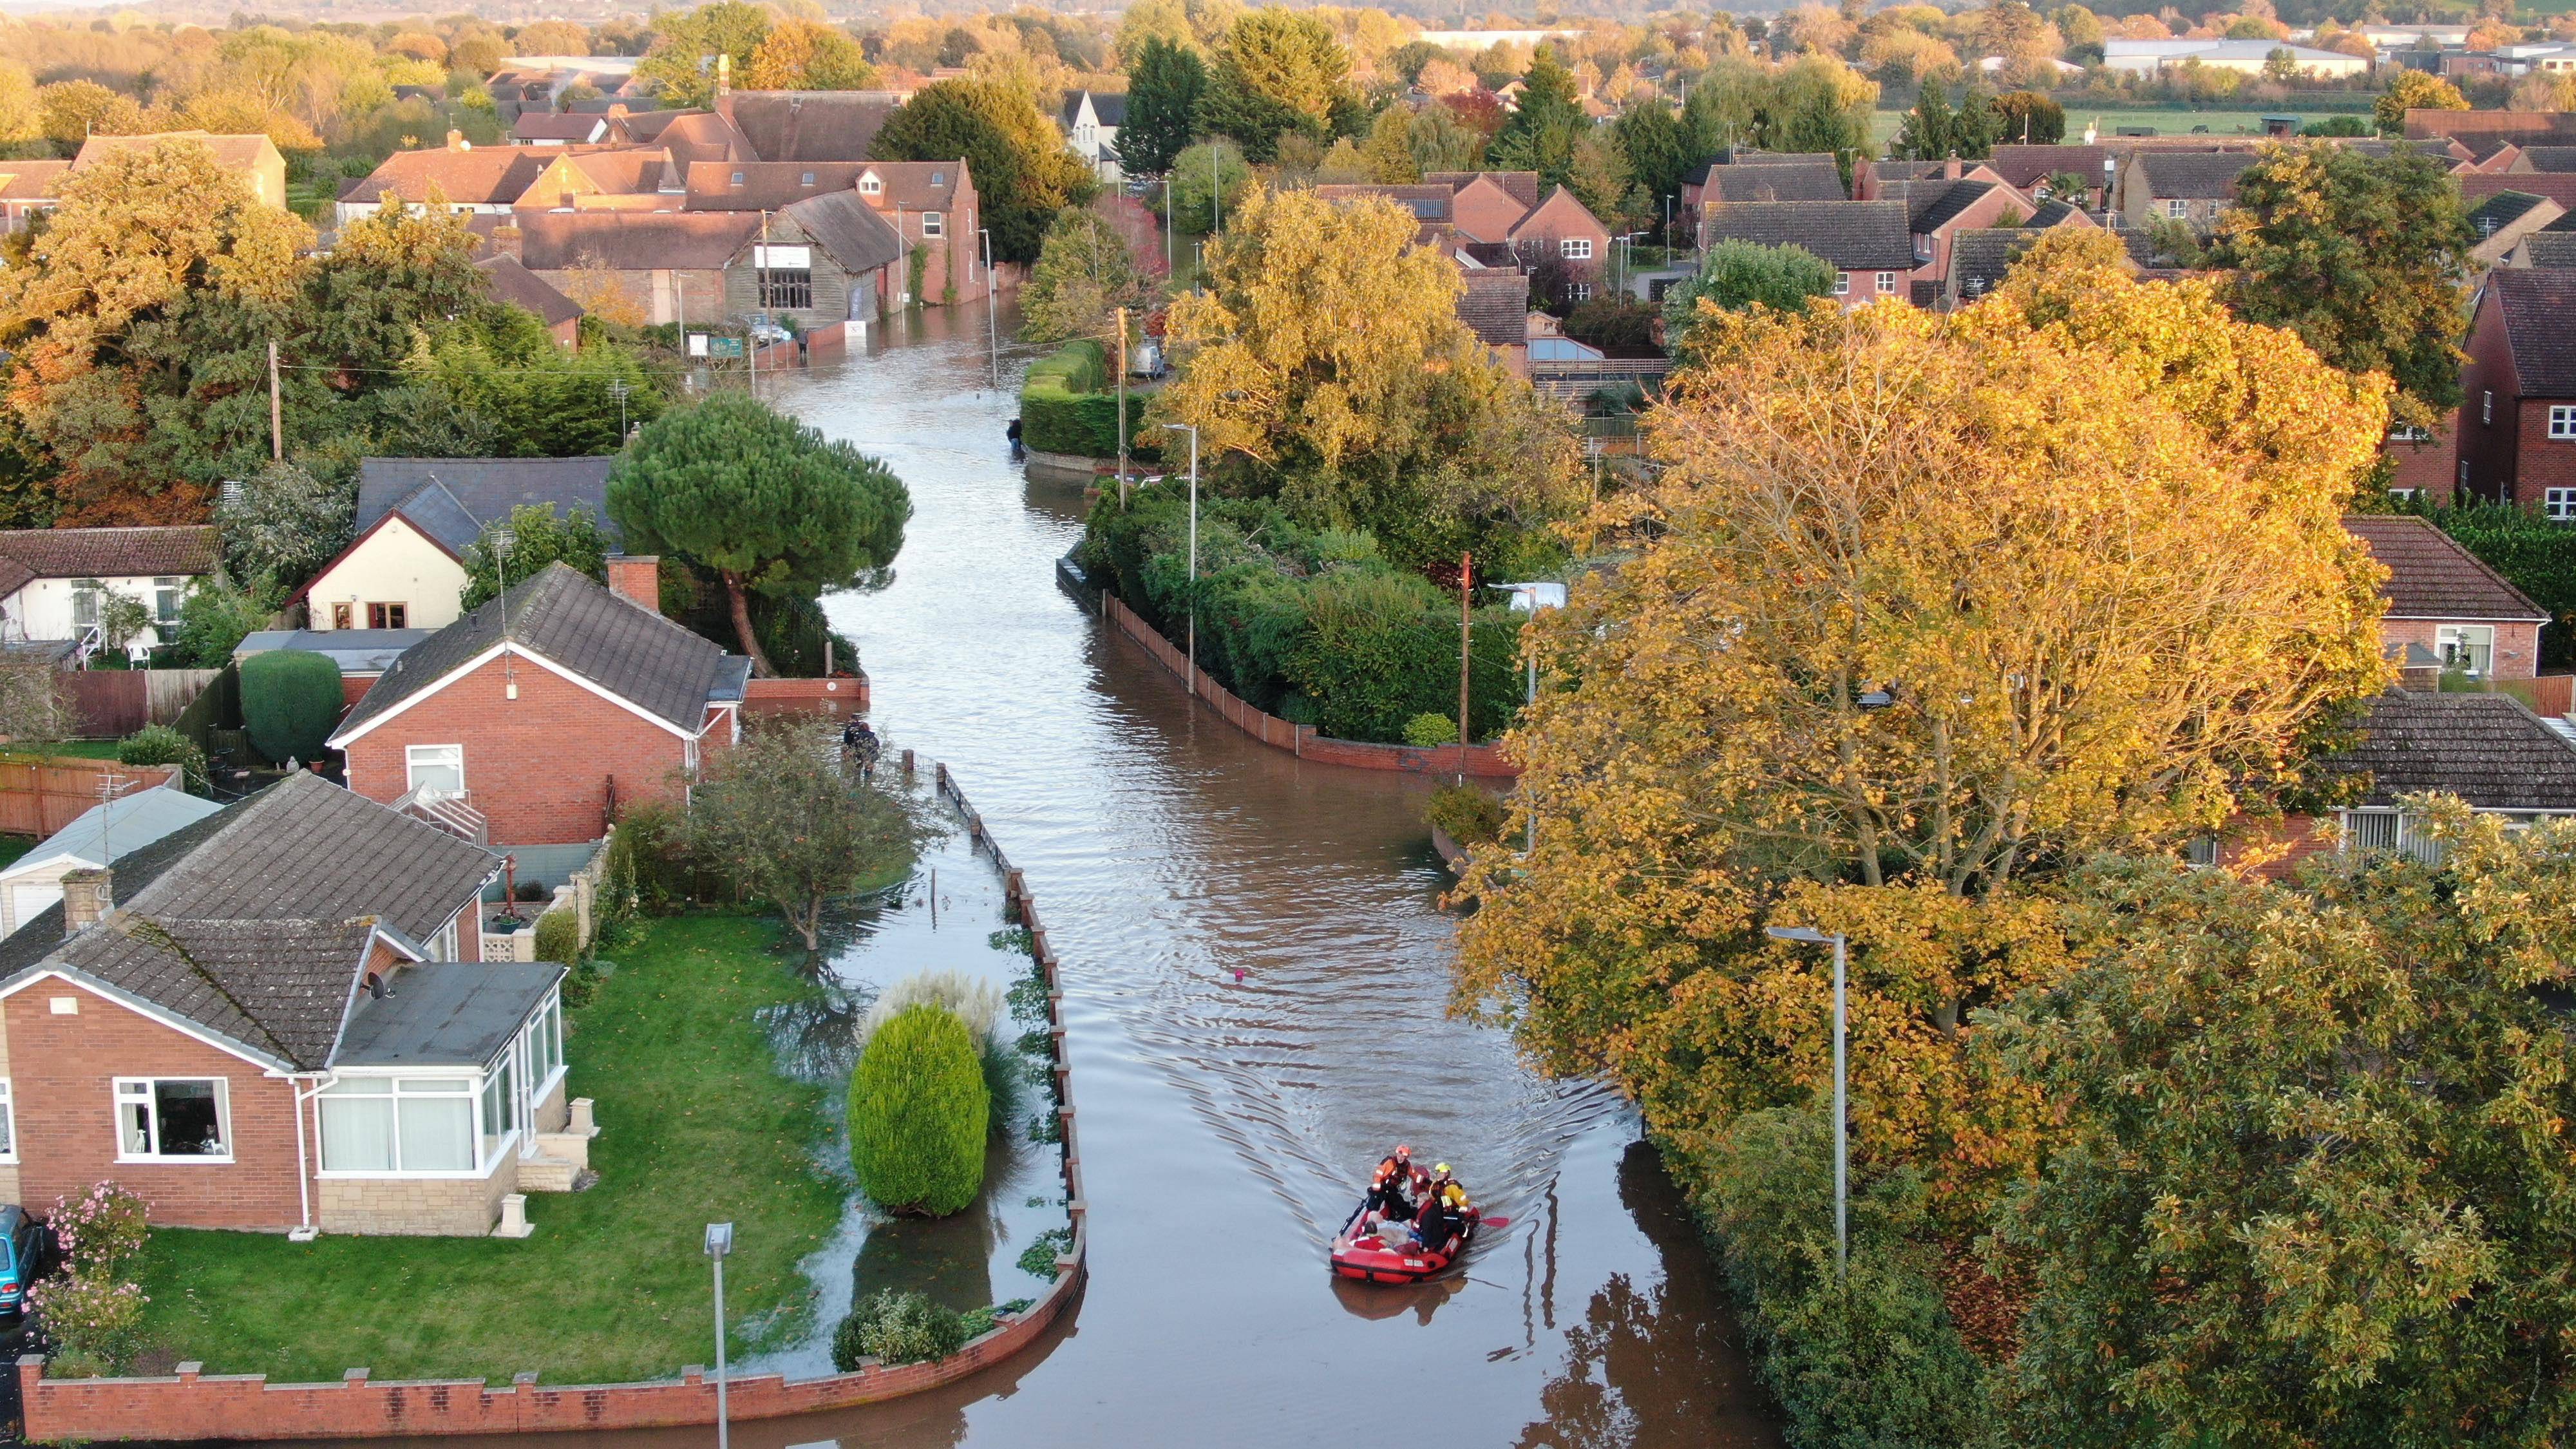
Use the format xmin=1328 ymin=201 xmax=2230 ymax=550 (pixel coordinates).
xmin=1372 ymin=1156 xmax=1415 ymax=1190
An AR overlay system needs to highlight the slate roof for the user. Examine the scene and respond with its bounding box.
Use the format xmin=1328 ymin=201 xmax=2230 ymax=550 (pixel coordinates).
xmin=2322 ymin=690 xmax=2576 ymax=811
xmin=1703 ymin=200 xmax=1917 ymax=270
xmin=780 ymin=189 xmax=906 ymax=275
xmin=1899 ymin=177 xmax=1996 ymax=233
xmin=0 ymin=526 xmax=217 ymax=597
xmin=855 ymin=159 xmax=963 ymax=211
xmin=2521 ymin=146 xmax=2576 ymax=173
xmin=1988 ymin=143 xmax=2107 ymax=189
xmin=2135 ymin=150 xmax=2259 ymax=200
xmin=2342 ymin=515 xmax=2546 ymax=621
xmin=334 ymin=562 xmax=740 ymax=740
xmin=729 ymin=91 xmax=902 ymax=163
xmin=2523 ymin=231 xmax=2576 ymax=267
xmin=1949 ymin=227 xmax=2044 ymax=299
xmin=1458 ymin=267 xmax=1531 ymax=348
xmin=56 ymin=914 xmax=383 ymax=1069
xmin=8 ymin=786 xmax=224 ymax=879
xmin=336 ymin=960 xmax=564 ymax=1067
xmin=355 ymin=457 xmax=617 ymax=549
xmin=2469 ymin=189 xmax=2550 ymax=238
xmin=475 ymin=254 xmax=585 ymax=329
xmin=682 ymin=160 xmax=872 ymax=211
xmin=516 ymin=209 xmax=762 ymax=271
xmin=1088 ymin=91 xmax=1128 ymax=127
xmin=232 ymin=629 xmax=433 ymax=674
xmin=2488 ymin=269 xmax=2576 ymax=397
xmin=2027 ymin=199 xmax=2079 ymax=227
xmin=1710 ymin=160 xmax=1846 ymax=204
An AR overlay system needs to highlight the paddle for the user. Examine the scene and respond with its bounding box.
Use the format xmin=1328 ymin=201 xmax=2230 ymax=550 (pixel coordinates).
xmin=1479 ymin=1215 xmax=1511 ymax=1229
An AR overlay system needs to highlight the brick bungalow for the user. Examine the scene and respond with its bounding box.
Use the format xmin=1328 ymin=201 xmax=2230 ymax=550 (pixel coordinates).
xmin=0 ymin=772 xmax=587 ymax=1236
xmin=2344 ymin=513 xmax=2548 ymax=681
xmin=2459 ymin=268 xmax=2576 ymax=509
xmin=327 ymin=560 xmax=750 ymax=855
xmin=2115 ymin=150 xmax=2259 ymax=230
xmin=1700 ymin=199 xmax=1926 ymax=307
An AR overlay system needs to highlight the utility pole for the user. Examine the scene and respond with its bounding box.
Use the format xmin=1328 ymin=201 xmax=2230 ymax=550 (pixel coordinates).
xmin=1114 ymin=307 xmax=1129 ymax=490
xmin=1457 ymin=550 xmax=1472 ymax=784
xmin=267 ymin=339 xmax=283 ymax=461
xmin=1165 ymin=175 xmax=1175 ymax=276
xmin=1211 ymin=142 xmax=1222 ymax=235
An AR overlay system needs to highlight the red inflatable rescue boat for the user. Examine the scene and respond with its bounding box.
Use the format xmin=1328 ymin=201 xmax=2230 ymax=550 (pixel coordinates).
xmin=1331 ymin=1198 xmax=1484 ymax=1284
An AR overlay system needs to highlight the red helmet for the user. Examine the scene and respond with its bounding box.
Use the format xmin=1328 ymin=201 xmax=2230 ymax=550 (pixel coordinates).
xmin=1395 ymin=1144 xmax=1412 ymax=1158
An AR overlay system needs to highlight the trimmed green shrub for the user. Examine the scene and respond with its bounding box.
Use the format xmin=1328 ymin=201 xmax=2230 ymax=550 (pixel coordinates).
xmin=118 ymin=723 xmax=209 ymax=795
xmin=848 ymin=1003 xmax=990 ymax=1216
xmin=2401 ymin=499 xmax=2576 ymax=666
xmin=239 ymin=649 xmax=343 ymax=764
xmin=1019 ymin=339 xmax=1154 ymax=459
xmin=829 ymin=1289 xmax=966 ymax=1369
xmin=533 ymin=907 xmax=578 ymax=963
xmin=1426 ymin=783 xmax=1506 ymax=844
xmin=1403 ymin=712 xmax=1459 ymax=747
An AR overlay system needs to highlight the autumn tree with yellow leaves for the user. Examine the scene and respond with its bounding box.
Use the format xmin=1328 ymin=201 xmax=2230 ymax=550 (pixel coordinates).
xmin=1150 ymin=184 xmax=1582 ymax=571
xmin=1455 ymin=231 xmax=2394 ymax=1212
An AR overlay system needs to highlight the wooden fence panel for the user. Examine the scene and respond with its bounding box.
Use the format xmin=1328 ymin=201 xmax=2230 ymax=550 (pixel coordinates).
xmin=56 ymin=668 xmax=221 ymax=739
xmin=0 ymin=755 xmax=178 ymax=837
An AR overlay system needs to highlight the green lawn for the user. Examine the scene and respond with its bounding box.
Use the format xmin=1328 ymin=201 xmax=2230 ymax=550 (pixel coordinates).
xmin=0 ymin=835 xmax=33 ymax=870
xmin=133 ymin=915 xmax=849 ymax=1385
xmin=24 ymin=740 xmax=125 ymax=760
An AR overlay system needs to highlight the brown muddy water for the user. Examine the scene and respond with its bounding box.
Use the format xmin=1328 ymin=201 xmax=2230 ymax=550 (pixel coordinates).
xmin=269 ymin=303 xmax=1780 ymax=1449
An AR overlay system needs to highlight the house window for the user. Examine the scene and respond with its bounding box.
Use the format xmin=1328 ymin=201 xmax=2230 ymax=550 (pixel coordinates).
xmin=2164 ymin=198 xmax=2188 ymax=218
xmin=1876 ymin=271 xmax=1897 ymax=294
xmin=858 ymin=173 xmax=882 ymax=196
xmin=2342 ymin=808 xmax=2400 ymax=856
xmin=70 ymin=579 xmax=102 ymax=629
xmin=728 ymin=170 xmax=744 ymax=187
xmin=931 ymin=171 xmax=944 ymax=185
xmin=153 ymin=576 xmax=183 ymax=625
xmin=531 ymin=993 xmax=564 ymax=1085
xmin=1560 ymin=238 xmax=1593 ymax=260
xmin=2390 ymin=423 xmax=2432 ymax=442
xmin=2388 ymin=486 xmax=2420 ymax=502
xmin=115 ymin=1078 xmax=228 ymax=1160
xmin=922 ymin=211 xmax=943 ymax=237
xmin=330 ymin=602 xmax=353 ymax=630
xmin=800 ymin=171 xmax=815 ymax=186
xmin=2437 ymin=622 xmax=2496 ymax=676
xmin=1567 ymin=282 xmax=1593 ymax=301
xmin=1832 ymin=273 xmax=1852 ymax=295
xmin=406 ymin=743 xmax=465 ymax=800
xmin=318 ymin=1077 xmax=477 ymax=1173
xmin=433 ymin=912 xmax=460 ymax=961
xmin=2184 ymin=837 xmax=2219 ymax=867
xmin=368 ymin=603 xmax=406 ymax=629
xmin=0 ymin=1079 xmax=15 ymax=1162
xmin=2483 ymin=390 xmax=2495 ymax=425
xmin=2549 ymin=488 xmax=2576 ymax=522
xmin=2552 ymin=404 xmax=2576 ymax=439
xmin=479 ymin=1049 xmax=518 ymax=1162
xmin=753 ymin=244 xmax=813 ymax=310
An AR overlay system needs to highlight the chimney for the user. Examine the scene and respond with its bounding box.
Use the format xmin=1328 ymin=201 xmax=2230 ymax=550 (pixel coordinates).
xmin=61 ymin=867 xmax=111 ymax=936
xmin=608 ymin=555 xmax=661 ymax=613
xmin=447 ymin=129 xmax=466 ymax=150
xmin=714 ymin=53 xmax=735 ymax=122
xmin=1942 ymin=154 xmax=1962 ymax=180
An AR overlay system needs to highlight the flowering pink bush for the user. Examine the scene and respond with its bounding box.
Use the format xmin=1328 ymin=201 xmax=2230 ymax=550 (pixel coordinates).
xmin=51 ymin=1180 xmax=147 ymax=1275
xmin=32 ymin=1182 xmax=150 ymax=1375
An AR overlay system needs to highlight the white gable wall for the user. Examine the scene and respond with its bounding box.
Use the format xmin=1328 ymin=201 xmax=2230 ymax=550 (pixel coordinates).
xmin=0 ymin=573 xmax=197 ymax=645
xmin=307 ymin=516 xmax=471 ymax=631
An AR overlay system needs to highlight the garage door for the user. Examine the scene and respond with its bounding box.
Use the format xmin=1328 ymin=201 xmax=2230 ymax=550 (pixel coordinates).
xmin=10 ymin=882 xmax=61 ymax=935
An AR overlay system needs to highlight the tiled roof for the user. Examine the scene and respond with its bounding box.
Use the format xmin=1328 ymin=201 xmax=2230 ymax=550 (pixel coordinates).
xmin=357 ymin=458 xmax=616 ymax=545
xmin=1710 ymin=160 xmax=1845 ymax=204
xmin=0 ymin=160 xmax=66 ymax=200
xmin=516 ymin=209 xmax=761 ymax=270
xmin=1458 ymin=267 xmax=1531 ymax=348
xmin=653 ymin=111 xmax=755 ymax=169
xmin=604 ymin=108 xmax=695 ymax=144
xmin=2136 ymin=150 xmax=2258 ymax=200
xmin=2461 ymin=173 xmax=2576 ymax=211
xmin=2342 ymin=515 xmax=2546 ymax=621
xmin=1430 ymin=170 xmax=1540 ymax=208
xmin=513 ymin=112 xmax=607 ymax=142
xmin=1088 ymin=91 xmax=1128 ymax=126
xmin=683 ymin=160 xmax=871 ymax=211
xmin=2523 ymin=231 xmax=2576 ymax=267
xmin=2322 ymin=690 xmax=2576 ymax=810
xmin=2469 ymin=190 xmax=2549 ymax=237
xmin=71 ymin=131 xmax=274 ymax=173
xmin=336 ymin=562 xmax=739 ymax=739
xmin=2027 ymin=199 xmax=2079 ymax=226
xmin=57 ymin=914 xmax=381 ymax=1069
xmin=1703 ymin=200 xmax=1917 ymax=270
xmin=780 ymin=189 xmax=905 ymax=275
xmin=2521 ymin=146 xmax=2576 ymax=174
xmin=1899 ymin=177 xmax=1995 ymax=233
xmin=343 ymin=144 xmax=596 ymax=207
xmin=0 ymin=525 xmax=216 ymax=583
xmin=1314 ymin=183 xmax=1455 ymax=223
xmin=2488 ymin=269 xmax=2576 ymax=397
xmin=1949 ymin=227 xmax=2045 ymax=299
xmin=1988 ymin=143 xmax=2107 ymax=189
xmin=730 ymin=90 xmax=902 ymax=163
xmin=475 ymin=254 xmax=584 ymax=329
xmin=855 ymin=159 xmax=963 ymax=211
xmin=550 ymin=148 xmax=676 ymax=196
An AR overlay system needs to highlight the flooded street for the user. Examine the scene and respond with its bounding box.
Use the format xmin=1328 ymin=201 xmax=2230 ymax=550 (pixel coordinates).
xmin=274 ymin=302 xmax=1779 ymax=1449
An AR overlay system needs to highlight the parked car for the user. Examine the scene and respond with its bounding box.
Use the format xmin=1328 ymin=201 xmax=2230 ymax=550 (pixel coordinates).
xmin=0 ymin=1204 xmax=50 ymax=1318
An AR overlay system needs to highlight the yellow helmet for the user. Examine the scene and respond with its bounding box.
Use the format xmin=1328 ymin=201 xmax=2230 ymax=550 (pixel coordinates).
xmin=1434 ymin=1163 xmax=1450 ymax=1175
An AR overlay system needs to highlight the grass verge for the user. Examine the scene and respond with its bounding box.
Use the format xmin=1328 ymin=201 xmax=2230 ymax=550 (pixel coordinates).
xmin=131 ymin=915 xmax=848 ymax=1385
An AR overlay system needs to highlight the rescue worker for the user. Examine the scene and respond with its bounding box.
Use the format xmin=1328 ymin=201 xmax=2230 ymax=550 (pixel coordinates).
xmin=1366 ymin=1144 xmax=1428 ymax=1222
xmin=1416 ymin=1165 xmax=1472 ymax=1251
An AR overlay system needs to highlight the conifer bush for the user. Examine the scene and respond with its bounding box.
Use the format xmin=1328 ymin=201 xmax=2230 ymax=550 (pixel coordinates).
xmin=239 ymin=649 xmax=343 ymax=765
xmin=848 ymin=1003 xmax=989 ymax=1216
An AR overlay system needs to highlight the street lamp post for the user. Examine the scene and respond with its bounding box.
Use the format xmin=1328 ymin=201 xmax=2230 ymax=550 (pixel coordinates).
xmin=1161 ymin=424 xmax=1199 ymax=696
xmin=980 ymin=227 xmax=998 ymax=390
xmin=1765 ymin=926 xmax=1848 ymax=1276
xmin=704 ymin=1222 xmax=734 ymax=1449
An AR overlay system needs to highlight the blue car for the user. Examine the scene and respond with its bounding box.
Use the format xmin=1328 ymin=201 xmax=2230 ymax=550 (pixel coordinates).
xmin=0 ymin=1204 xmax=51 ymax=1318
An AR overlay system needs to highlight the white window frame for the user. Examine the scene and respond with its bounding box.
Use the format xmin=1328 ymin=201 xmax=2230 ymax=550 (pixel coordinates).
xmin=799 ymin=170 xmax=814 ymax=187
xmin=858 ymin=173 xmax=882 ymax=196
xmin=2436 ymin=622 xmax=2496 ymax=677
xmin=2390 ymin=423 xmax=2432 ymax=443
xmin=1567 ymin=282 xmax=1593 ymax=301
xmin=317 ymin=1074 xmax=491 ymax=1179
xmin=921 ymin=211 xmax=944 ymax=237
xmin=113 ymin=1076 xmax=231 ymax=1162
xmin=70 ymin=578 xmax=102 ymax=630
xmin=1832 ymin=272 xmax=1852 ymax=296
xmin=1559 ymin=238 xmax=1593 ymax=260
xmin=2548 ymin=488 xmax=2576 ymax=522
xmin=2552 ymin=404 xmax=2576 ymax=440
xmin=2164 ymin=198 xmax=2189 ymax=218
xmin=2483 ymin=390 xmax=2495 ymax=425
xmin=1876 ymin=271 xmax=1897 ymax=294
xmin=152 ymin=576 xmax=184 ymax=625
xmin=406 ymin=743 xmax=465 ymax=800
xmin=0 ymin=1079 xmax=15 ymax=1163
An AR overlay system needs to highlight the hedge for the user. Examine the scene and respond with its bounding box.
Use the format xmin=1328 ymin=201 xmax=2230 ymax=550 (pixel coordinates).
xmin=240 ymin=650 xmax=343 ymax=765
xmin=2403 ymin=499 xmax=2576 ymax=667
xmin=1019 ymin=339 xmax=1155 ymax=459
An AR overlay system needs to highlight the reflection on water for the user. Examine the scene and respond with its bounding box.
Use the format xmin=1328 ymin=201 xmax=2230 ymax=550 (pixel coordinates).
xmin=255 ymin=299 xmax=1779 ymax=1449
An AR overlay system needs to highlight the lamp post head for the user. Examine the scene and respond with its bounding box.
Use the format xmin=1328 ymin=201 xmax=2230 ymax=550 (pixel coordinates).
xmin=704 ymin=1221 xmax=734 ymax=1258
xmin=1766 ymin=925 xmax=1837 ymax=945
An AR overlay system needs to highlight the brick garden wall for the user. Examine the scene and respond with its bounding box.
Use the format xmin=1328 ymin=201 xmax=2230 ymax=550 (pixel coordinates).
xmin=1070 ymin=560 xmax=1519 ymax=780
xmin=21 ymin=758 xmax=1092 ymax=1443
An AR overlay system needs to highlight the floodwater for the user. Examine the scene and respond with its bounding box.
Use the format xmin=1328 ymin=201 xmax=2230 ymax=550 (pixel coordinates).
xmin=272 ymin=302 xmax=1781 ymax=1449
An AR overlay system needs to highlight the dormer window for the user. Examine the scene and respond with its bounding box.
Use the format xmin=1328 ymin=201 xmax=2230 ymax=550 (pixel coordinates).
xmin=859 ymin=173 xmax=882 ymax=196
xmin=730 ymin=170 xmax=744 ymax=187
xmin=800 ymin=171 xmax=814 ymax=186
xmin=931 ymin=171 xmax=945 ymax=186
